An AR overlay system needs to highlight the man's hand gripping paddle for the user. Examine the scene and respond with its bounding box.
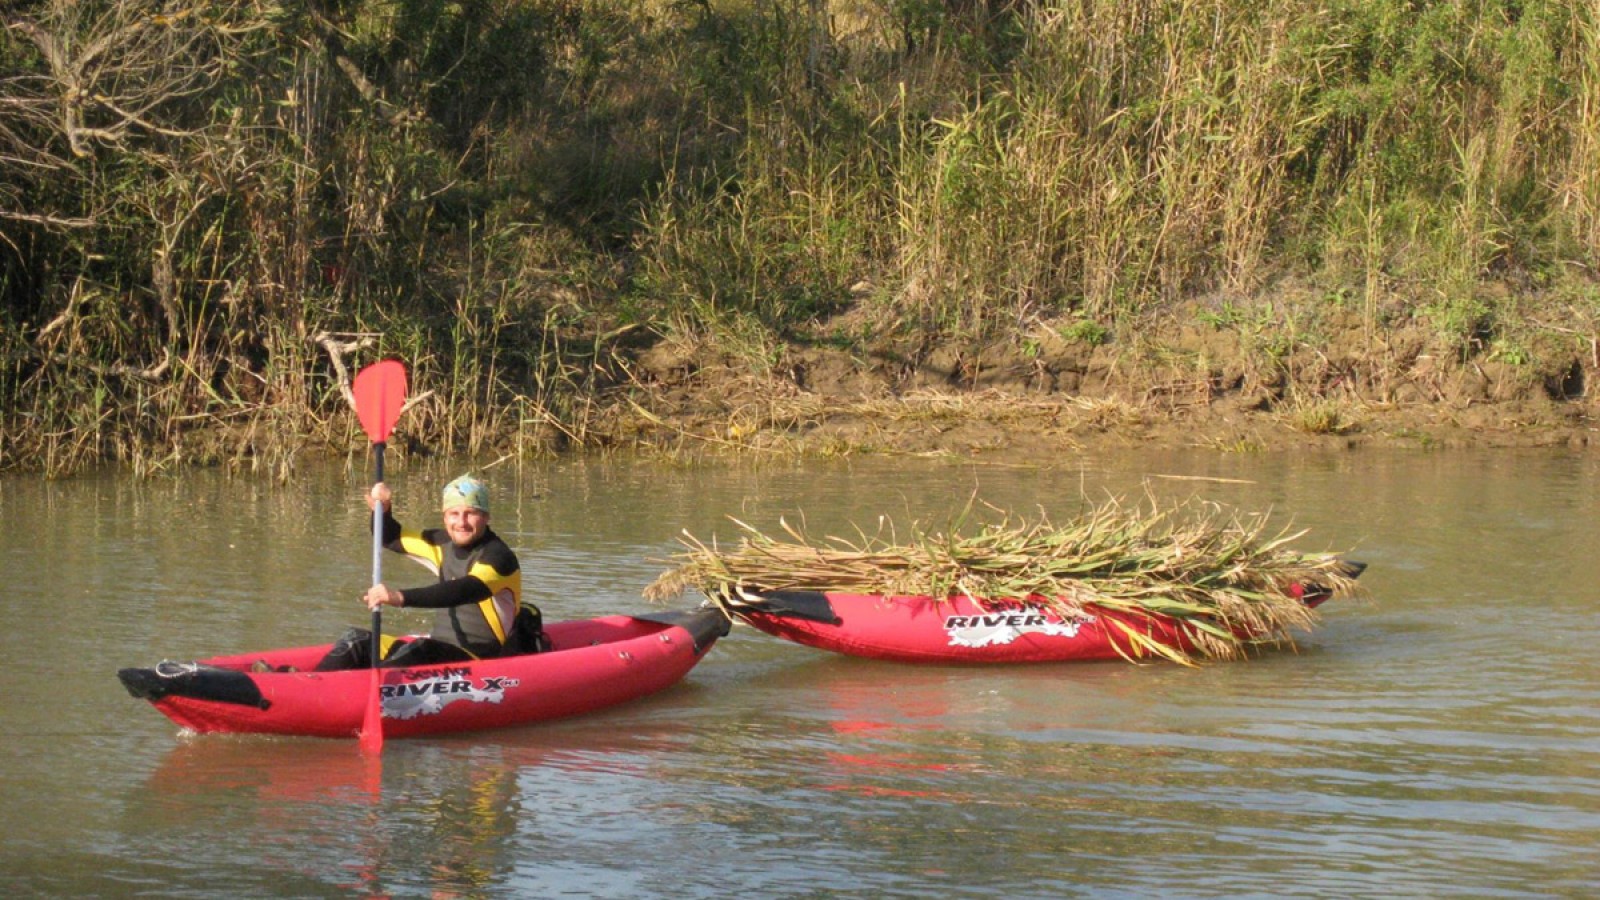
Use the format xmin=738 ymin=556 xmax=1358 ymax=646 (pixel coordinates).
xmin=352 ymin=360 xmax=407 ymax=754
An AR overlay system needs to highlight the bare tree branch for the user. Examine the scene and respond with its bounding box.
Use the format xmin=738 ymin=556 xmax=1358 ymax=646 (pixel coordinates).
xmin=315 ymin=330 xmax=379 ymax=411
xmin=5 ymin=1 xmax=271 ymax=160
xmin=0 ymin=209 xmax=94 ymax=228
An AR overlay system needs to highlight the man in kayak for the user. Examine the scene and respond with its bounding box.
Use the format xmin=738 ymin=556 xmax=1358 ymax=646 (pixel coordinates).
xmin=313 ymin=473 xmax=545 ymax=670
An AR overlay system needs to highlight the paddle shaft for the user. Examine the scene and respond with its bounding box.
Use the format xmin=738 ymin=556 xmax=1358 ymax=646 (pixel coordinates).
xmin=369 ymin=441 xmax=386 ymax=668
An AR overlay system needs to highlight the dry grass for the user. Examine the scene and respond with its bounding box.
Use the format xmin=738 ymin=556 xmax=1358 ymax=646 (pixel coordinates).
xmin=646 ymin=495 xmax=1365 ymax=664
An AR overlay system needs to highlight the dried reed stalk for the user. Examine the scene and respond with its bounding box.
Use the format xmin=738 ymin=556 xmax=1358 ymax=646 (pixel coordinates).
xmin=645 ymin=497 xmax=1365 ymax=664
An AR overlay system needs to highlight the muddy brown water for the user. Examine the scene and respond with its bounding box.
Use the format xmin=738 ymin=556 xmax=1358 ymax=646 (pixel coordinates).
xmin=2 ymin=450 xmax=1597 ymax=898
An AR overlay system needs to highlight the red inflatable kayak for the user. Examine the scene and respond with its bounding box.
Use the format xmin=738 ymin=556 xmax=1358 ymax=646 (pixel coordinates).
xmin=118 ymin=609 xmax=728 ymax=739
xmin=720 ymin=565 xmax=1362 ymax=664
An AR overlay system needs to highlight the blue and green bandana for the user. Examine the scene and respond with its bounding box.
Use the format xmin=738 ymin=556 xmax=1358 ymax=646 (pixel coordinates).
xmin=441 ymin=474 xmax=489 ymax=512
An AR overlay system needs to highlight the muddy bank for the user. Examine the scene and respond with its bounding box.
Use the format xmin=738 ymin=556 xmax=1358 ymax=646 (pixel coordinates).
xmin=620 ymin=301 xmax=1598 ymax=462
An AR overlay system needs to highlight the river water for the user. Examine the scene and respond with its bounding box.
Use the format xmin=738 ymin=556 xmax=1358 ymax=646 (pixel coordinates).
xmin=2 ymin=449 xmax=1597 ymax=898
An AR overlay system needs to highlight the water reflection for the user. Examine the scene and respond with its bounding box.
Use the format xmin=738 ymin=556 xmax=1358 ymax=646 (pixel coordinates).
xmin=127 ymin=725 xmax=702 ymax=898
xmin=124 ymin=740 xmax=387 ymax=895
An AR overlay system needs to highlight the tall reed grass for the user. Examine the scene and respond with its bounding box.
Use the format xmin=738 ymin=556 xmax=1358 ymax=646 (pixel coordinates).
xmin=2 ymin=0 xmax=1597 ymax=474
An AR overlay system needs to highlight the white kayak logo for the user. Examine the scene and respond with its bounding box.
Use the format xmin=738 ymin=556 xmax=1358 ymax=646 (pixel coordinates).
xmin=943 ymin=609 xmax=1092 ymax=648
xmin=379 ymin=671 xmax=519 ymax=720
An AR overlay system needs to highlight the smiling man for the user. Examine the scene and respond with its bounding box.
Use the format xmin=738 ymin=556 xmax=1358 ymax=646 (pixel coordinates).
xmin=314 ymin=474 xmax=543 ymax=670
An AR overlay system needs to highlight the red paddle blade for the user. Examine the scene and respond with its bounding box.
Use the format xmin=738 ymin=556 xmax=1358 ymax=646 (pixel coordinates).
xmin=353 ymin=360 xmax=408 ymax=443
xmin=360 ymin=668 xmax=384 ymax=754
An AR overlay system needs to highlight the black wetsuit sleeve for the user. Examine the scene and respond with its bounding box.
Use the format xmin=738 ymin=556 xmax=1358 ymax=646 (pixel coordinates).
xmin=401 ymin=576 xmax=493 ymax=609
xmin=368 ymin=506 xmax=404 ymax=548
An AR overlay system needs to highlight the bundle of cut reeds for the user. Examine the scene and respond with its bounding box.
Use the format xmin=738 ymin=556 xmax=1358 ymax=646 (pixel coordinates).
xmin=644 ymin=497 xmax=1366 ymax=664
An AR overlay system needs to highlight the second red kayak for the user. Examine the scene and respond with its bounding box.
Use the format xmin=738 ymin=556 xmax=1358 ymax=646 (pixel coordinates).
xmin=717 ymin=566 xmax=1362 ymax=664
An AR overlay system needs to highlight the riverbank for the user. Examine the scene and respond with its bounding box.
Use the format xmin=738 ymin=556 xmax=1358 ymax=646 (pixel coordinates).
xmin=17 ymin=287 xmax=1598 ymax=479
xmin=615 ymin=294 xmax=1598 ymax=463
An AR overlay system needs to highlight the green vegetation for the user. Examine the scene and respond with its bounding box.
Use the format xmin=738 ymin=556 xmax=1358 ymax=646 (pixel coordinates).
xmin=3 ymin=0 xmax=1598 ymax=474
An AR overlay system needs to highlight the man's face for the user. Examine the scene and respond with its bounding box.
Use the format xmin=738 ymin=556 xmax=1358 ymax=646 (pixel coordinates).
xmin=442 ymin=506 xmax=489 ymax=546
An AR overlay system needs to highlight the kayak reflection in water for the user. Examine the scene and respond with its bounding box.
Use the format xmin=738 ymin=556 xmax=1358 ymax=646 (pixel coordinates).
xmin=314 ymin=473 xmax=546 ymax=671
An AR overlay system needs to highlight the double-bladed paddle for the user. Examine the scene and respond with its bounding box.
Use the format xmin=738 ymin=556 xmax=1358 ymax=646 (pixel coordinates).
xmin=352 ymin=359 xmax=407 ymax=754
